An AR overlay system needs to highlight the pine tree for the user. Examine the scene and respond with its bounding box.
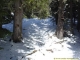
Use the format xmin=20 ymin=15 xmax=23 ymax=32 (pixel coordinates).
xmin=13 ymin=0 xmax=23 ymax=43
xmin=77 ymin=1 xmax=80 ymax=32
xmin=56 ymin=0 xmax=64 ymax=39
xmin=70 ymin=0 xmax=74 ymax=34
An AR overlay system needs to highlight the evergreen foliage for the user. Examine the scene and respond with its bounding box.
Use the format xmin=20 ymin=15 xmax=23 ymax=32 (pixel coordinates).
xmin=23 ymin=0 xmax=50 ymax=18
xmin=0 ymin=0 xmax=13 ymax=28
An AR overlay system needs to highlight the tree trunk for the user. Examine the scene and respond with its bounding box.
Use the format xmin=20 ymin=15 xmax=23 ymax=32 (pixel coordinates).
xmin=55 ymin=13 xmax=58 ymax=25
xmin=77 ymin=2 xmax=80 ymax=32
xmin=56 ymin=0 xmax=64 ymax=39
xmin=13 ymin=0 xmax=23 ymax=43
xmin=70 ymin=0 xmax=74 ymax=34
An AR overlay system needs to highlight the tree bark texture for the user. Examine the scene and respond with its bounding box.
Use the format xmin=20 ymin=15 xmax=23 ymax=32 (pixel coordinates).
xmin=77 ymin=2 xmax=80 ymax=32
xmin=70 ymin=0 xmax=74 ymax=34
xmin=13 ymin=0 xmax=23 ymax=43
xmin=56 ymin=0 xmax=64 ymax=39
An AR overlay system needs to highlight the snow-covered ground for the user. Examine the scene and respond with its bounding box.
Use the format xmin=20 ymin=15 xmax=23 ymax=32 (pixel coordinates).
xmin=0 ymin=18 xmax=80 ymax=60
